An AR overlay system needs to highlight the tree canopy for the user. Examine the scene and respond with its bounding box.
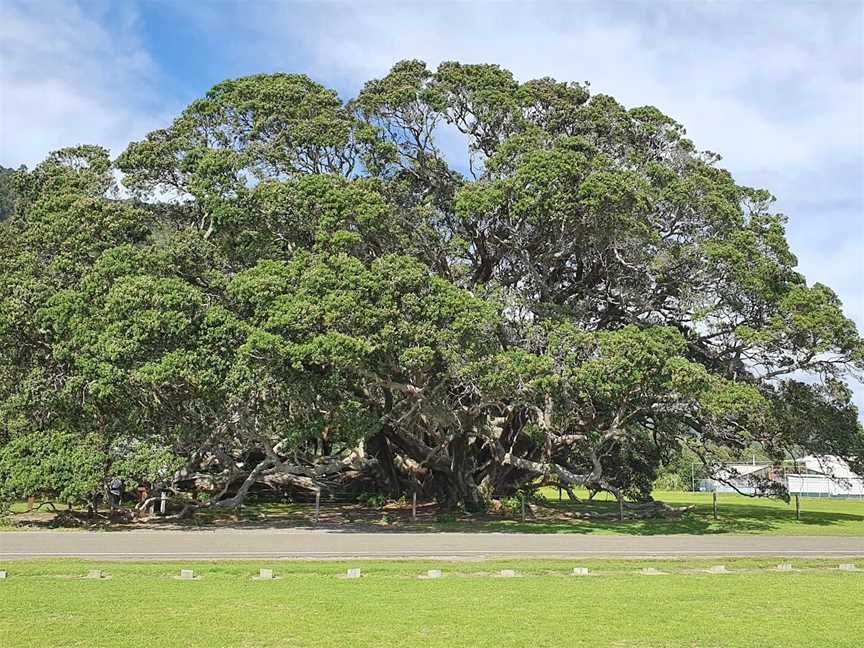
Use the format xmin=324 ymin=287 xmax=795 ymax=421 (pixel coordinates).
xmin=0 ymin=165 xmax=21 ymax=221
xmin=2 ymin=61 xmax=862 ymax=513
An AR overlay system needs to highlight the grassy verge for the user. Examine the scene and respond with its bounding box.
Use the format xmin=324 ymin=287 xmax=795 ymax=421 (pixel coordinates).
xmin=4 ymin=489 xmax=863 ymax=535
xmin=1 ymin=559 xmax=861 ymax=647
xmin=472 ymin=487 xmax=864 ymax=535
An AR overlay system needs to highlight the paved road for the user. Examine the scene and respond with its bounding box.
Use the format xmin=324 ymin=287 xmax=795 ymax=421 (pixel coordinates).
xmin=1 ymin=530 xmax=862 ymax=560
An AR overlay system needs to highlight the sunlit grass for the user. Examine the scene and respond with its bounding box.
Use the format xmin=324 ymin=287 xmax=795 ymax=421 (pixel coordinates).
xmin=1 ymin=559 xmax=861 ymax=647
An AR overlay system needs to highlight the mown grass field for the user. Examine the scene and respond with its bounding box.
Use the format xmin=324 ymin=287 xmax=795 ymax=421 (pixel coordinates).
xmin=0 ymin=559 xmax=861 ymax=647
xmin=4 ymin=489 xmax=863 ymax=536
xmin=492 ymin=488 xmax=864 ymax=536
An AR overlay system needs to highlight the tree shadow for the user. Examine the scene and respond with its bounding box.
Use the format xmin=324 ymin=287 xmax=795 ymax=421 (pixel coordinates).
xmin=4 ymin=497 xmax=863 ymax=535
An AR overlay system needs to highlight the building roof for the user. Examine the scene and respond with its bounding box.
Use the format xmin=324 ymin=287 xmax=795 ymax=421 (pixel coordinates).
xmin=716 ymin=463 xmax=771 ymax=478
xmin=796 ymin=456 xmax=860 ymax=480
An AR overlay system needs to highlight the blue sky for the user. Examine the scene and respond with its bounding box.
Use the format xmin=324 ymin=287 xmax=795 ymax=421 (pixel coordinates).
xmin=2 ymin=0 xmax=863 ymax=407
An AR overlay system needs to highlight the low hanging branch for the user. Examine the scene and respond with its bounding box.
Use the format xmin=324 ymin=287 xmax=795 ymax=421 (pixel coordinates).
xmin=502 ymin=453 xmax=587 ymax=488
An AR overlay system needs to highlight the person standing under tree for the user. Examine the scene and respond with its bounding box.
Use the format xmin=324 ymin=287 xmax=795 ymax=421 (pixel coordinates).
xmin=108 ymin=477 xmax=125 ymax=512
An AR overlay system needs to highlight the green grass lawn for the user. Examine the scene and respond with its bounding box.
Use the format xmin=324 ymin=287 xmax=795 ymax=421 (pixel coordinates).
xmin=479 ymin=488 xmax=864 ymax=536
xmin=1 ymin=559 xmax=861 ymax=647
xmin=4 ymin=489 xmax=863 ymax=536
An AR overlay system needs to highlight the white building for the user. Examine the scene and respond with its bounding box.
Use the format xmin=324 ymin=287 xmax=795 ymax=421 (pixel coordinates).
xmin=700 ymin=455 xmax=864 ymax=498
xmin=785 ymin=456 xmax=864 ymax=498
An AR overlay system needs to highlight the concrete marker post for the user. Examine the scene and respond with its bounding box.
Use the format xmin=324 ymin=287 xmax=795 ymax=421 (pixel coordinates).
xmin=640 ymin=567 xmax=666 ymax=575
xmin=315 ymin=491 xmax=320 ymax=526
xmin=412 ymin=492 xmax=417 ymax=522
xmin=257 ymin=568 xmax=274 ymax=580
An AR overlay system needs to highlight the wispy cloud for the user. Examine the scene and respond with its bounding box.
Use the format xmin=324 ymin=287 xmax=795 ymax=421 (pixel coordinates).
xmin=0 ymin=0 xmax=170 ymax=167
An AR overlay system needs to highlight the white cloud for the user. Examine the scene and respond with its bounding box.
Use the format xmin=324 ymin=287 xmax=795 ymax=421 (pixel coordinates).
xmin=0 ymin=0 xmax=168 ymax=168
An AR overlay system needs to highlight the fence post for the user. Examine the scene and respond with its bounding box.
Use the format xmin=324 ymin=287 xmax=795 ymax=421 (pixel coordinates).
xmin=521 ymin=493 xmax=526 ymax=522
xmin=712 ymin=491 xmax=718 ymax=520
xmin=412 ymin=491 xmax=417 ymax=522
xmin=795 ymin=494 xmax=800 ymax=521
xmin=315 ymin=491 xmax=321 ymax=525
xmin=617 ymin=493 xmax=624 ymax=522
xmin=558 ymin=485 xmax=562 ymax=502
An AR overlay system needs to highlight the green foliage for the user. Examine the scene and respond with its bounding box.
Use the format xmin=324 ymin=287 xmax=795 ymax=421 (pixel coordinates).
xmin=0 ymin=165 xmax=22 ymax=220
xmin=654 ymin=447 xmax=707 ymax=491
xmin=2 ymin=61 xmax=862 ymax=510
xmin=110 ymin=439 xmax=186 ymax=488
xmin=356 ymin=492 xmax=388 ymax=508
xmin=0 ymin=430 xmax=105 ymax=504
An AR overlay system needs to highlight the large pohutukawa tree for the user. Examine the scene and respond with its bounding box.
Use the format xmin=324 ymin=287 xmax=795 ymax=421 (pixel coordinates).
xmin=1 ymin=61 xmax=861 ymax=514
